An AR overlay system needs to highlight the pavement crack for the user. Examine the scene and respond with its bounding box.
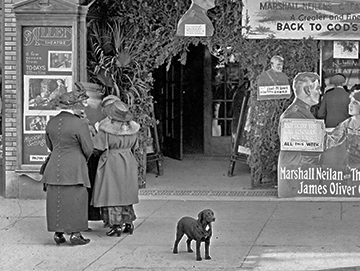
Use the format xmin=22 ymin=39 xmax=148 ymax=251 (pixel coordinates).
xmin=82 ymin=200 xmax=170 ymax=271
xmin=2 ymin=201 xmax=23 ymax=230
xmin=340 ymin=202 xmax=344 ymax=220
xmin=239 ymin=201 xmax=279 ymax=269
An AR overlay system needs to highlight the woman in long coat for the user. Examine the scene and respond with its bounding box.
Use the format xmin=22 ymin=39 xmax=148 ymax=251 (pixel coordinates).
xmin=42 ymin=90 xmax=94 ymax=245
xmin=92 ymin=95 xmax=140 ymax=237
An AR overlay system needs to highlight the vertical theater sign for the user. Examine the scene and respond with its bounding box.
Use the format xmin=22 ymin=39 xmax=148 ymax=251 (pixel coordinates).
xmin=22 ymin=26 xmax=73 ymax=165
xmin=243 ymin=0 xmax=360 ymax=197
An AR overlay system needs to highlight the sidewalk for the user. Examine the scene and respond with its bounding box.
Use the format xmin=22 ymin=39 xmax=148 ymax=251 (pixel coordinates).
xmin=2 ymin=196 xmax=360 ymax=271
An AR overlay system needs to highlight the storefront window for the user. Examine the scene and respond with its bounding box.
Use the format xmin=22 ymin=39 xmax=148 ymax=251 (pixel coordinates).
xmin=322 ymin=40 xmax=360 ymax=90
xmin=211 ymin=62 xmax=241 ymax=137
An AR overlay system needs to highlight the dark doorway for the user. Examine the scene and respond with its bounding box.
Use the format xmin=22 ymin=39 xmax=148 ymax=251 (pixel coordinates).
xmin=152 ymin=45 xmax=205 ymax=159
xmin=183 ymin=45 xmax=204 ymax=154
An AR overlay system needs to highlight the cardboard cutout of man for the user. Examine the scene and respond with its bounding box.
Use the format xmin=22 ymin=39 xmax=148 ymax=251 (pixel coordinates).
xmin=257 ymin=55 xmax=290 ymax=100
xmin=278 ymin=72 xmax=323 ymax=197
xmin=176 ymin=0 xmax=215 ymax=37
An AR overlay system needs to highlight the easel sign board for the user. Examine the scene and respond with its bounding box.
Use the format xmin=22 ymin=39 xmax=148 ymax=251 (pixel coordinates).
xmin=280 ymin=119 xmax=325 ymax=152
xmin=238 ymin=145 xmax=250 ymax=155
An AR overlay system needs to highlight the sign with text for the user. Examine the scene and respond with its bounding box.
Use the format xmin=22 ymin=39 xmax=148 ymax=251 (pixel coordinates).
xmin=257 ymin=69 xmax=291 ymax=100
xmin=280 ymin=119 xmax=325 ymax=152
xmin=322 ymin=40 xmax=360 ymax=87
xmin=243 ymin=0 xmax=360 ymax=40
xmin=258 ymin=85 xmax=291 ymax=100
xmin=184 ymin=24 xmax=206 ymax=36
xmin=278 ymin=164 xmax=360 ymax=197
xmin=22 ymin=26 xmax=73 ymax=165
xmin=23 ymin=134 xmax=49 ymax=164
xmin=278 ymin=116 xmax=360 ymax=198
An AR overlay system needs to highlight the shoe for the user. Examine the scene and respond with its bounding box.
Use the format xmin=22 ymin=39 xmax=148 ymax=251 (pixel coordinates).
xmin=53 ymin=232 xmax=66 ymax=245
xmin=106 ymin=225 xmax=122 ymax=237
xmin=70 ymin=233 xmax=90 ymax=245
xmin=123 ymin=223 xmax=134 ymax=235
xmin=103 ymin=222 xmax=111 ymax=228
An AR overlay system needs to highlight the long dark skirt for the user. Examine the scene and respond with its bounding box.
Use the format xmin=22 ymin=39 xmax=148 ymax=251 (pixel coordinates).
xmin=87 ymin=154 xmax=101 ymax=221
xmin=46 ymin=185 xmax=88 ymax=233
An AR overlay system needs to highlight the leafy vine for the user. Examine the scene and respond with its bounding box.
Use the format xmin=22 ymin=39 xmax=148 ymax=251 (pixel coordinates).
xmin=87 ymin=0 xmax=320 ymax=187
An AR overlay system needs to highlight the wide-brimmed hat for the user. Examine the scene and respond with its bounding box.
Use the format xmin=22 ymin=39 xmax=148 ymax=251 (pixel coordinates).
xmin=101 ymin=95 xmax=121 ymax=108
xmin=352 ymin=90 xmax=360 ymax=102
xmin=49 ymin=89 xmax=89 ymax=109
xmin=102 ymin=99 xmax=133 ymax=122
xmin=329 ymin=73 xmax=346 ymax=86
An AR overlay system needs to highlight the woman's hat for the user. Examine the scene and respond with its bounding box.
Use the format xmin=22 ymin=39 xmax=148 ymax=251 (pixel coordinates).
xmin=49 ymin=89 xmax=89 ymax=109
xmin=352 ymin=90 xmax=360 ymax=102
xmin=102 ymin=98 xmax=133 ymax=122
xmin=101 ymin=95 xmax=121 ymax=108
xmin=329 ymin=73 xmax=346 ymax=86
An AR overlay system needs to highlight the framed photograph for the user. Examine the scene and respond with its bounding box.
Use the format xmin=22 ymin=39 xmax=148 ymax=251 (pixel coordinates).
xmin=48 ymin=51 xmax=72 ymax=71
xmin=24 ymin=75 xmax=73 ymax=111
xmin=24 ymin=115 xmax=47 ymax=132
xmin=333 ymin=41 xmax=359 ymax=59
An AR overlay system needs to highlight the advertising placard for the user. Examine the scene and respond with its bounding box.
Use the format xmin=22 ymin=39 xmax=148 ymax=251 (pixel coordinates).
xmin=278 ymin=117 xmax=360 ymax=198
xmin=257 ymin=55 xmax=291 ymax=100
xmin=322 ymin=40 xmax=360 ymax=88
xmin=22 ymin=26 xmax=73 ymax=164
xmin=280 ymin=119 xmax=325 ymax=152
xmin=243 ymin=0 xmax=360 ymax=40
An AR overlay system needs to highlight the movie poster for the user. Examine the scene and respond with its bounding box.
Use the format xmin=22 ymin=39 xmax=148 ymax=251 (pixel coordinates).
xmin=278 ymin=118 xmax=360 ymax=198
xmin=22 ymin=26 xmax=73 ymax=164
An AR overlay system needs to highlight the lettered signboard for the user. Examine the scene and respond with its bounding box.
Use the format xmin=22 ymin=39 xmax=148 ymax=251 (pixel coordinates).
xmin=243 ymin=0 xmax=360 ymax=40
xmin=280 ymin=119 xmax=324 ymax=152
xmin=278 ymin=118 xmax=360 ymax=198
xmin=22 ymin=26 xmax=73 ymax=164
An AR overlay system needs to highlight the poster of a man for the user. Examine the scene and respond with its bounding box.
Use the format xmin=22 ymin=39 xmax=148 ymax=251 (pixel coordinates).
xmin=48 ymin=51 xmax=72 ymax=71
xmin=176 ymin=0 xmax=215 ymax=37
xmin=278 ymin=72 xmax=360 ymax=198
xmin=257 ymin=55 xmax=291 ymax=100
xmin=278 ymin=72 xmax=325 ymax=197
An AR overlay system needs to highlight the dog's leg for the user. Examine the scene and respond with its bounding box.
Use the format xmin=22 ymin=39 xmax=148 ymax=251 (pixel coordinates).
xmin=195 ymin=240 xmax=202 ymax=261
xmin=173 ymin=232 xmax=184 ymax=254
xmin=204 ymin=238 xmax=211 ymax=260
xmin=186 ymin=238 xmax=193 ymax=253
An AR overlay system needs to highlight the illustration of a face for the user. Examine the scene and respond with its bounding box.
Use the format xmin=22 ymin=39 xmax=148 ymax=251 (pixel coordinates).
xmin=308 ymin=79 xmax=321 ymax=106
xmin=271 ymin=59 xmax=284 ymax=73
xmin=349 ymin=95 xmax=360 ymax=116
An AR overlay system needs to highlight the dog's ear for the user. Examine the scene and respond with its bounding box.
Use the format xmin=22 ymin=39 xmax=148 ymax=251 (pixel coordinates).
xmin=198 ymin=210 xmax=204 ymax=222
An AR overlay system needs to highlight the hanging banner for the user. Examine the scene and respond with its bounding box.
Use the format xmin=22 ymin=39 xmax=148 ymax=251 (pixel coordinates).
xmin=243 ymin=0 xmax=360 ymax=40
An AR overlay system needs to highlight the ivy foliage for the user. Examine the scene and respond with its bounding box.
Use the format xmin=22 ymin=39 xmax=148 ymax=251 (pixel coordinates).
xmin=240 ymin=39 xmax=320 ymax=186
xmin=87 ymin=0 xmax=320 ymax=187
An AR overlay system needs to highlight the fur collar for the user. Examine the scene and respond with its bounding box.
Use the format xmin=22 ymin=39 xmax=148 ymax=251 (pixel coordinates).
xmin=98 ymin=117 xmax=140 ymax=136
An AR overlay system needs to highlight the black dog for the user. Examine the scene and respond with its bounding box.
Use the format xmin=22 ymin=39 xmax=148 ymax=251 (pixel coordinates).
xmin=173 ymin=209 xmax=215 ymax=261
